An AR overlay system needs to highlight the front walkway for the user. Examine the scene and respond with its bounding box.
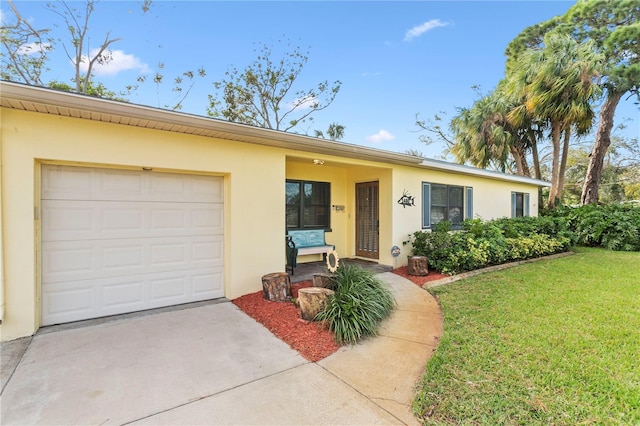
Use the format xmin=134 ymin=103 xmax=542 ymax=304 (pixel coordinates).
xmin=0 ymin=272 xmax=442 ymax=425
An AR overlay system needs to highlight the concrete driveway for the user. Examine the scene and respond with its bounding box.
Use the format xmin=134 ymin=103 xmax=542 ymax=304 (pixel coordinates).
xmin=1 ymin=273 xmax=442 ymax=425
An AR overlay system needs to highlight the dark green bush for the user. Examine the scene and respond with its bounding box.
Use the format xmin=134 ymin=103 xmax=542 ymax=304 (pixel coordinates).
xmin=315 ymin=264 xmax=395 ymax=345
xmin=545 ymin=204 xmax=640 ymax=251
xmin=412 ymin=216 xmax=572 ymax=275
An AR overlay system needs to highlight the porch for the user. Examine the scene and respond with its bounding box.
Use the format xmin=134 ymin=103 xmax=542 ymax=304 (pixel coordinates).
xmin=287 ymin=258 xmax=393 ymax=284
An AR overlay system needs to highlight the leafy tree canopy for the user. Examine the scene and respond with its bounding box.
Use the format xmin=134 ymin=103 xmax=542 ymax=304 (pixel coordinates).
xmin=207 ymin=40 xmax=342 ymax=132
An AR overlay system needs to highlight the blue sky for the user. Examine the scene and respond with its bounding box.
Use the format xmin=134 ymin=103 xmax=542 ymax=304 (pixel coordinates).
xmin=5 ymin=1 xmax=639 ymax=159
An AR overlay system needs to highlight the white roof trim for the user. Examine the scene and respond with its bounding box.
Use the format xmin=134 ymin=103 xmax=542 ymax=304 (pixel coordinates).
xmin=1 ymin=81 xmax=550 ymax=187
xmin=418 ymin=157 xmax=551 ymax=186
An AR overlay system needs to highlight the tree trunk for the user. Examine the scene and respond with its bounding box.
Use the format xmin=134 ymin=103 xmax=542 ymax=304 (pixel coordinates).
xmin=546 ymin=122 xmax=562 ymax=209
xmin=556 ymin=128 xmax=572 ymax=200
xmin=581 ymin=91 xmax=623 ymax=205
xmin=312 ymin=273 xmax=336 ymax=289
xmin=407 ymin=256 xmax=429 ymax=276
xmin=531 ymin=132 xmax=542 ymax=181
xmin=530 ymin=138 xmax=544 ymax=209
xmin=298 ymin=287 xmax=334 ymax=321
xmin=510 ymin=144 xmax=531 ymax=177
xmin=261 ymin=272 xmax=292 ymax=302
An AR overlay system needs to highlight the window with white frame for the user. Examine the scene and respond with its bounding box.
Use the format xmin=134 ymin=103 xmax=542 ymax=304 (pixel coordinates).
xmin=422 ymin=182 xmax=473 ymax=229
xmin=511 ymin=192 xmax=530 ymax=217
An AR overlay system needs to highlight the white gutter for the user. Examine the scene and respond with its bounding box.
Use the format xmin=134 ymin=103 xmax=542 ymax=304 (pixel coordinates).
xmin=419 ymin=157 xmax=552 ymax=187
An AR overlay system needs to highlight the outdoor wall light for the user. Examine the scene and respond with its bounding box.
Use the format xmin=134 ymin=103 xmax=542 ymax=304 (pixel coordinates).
xmin=312 ymin=159 xmax=325 ymax=165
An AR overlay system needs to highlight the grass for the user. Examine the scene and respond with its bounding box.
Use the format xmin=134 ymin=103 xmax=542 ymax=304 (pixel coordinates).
xmin=414 ymin=247 xmax=640 ymax=425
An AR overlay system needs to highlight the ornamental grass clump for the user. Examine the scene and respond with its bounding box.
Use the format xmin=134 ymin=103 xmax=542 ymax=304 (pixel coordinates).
xmin=316 ymin=264 xmax=395 ymax=345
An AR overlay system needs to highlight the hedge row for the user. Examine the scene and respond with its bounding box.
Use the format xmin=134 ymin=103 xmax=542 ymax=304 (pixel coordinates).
xmin=405 ymin=217 xmax=573 ymax=275
xmin=544 ymin=204 xmax=640 ymax=251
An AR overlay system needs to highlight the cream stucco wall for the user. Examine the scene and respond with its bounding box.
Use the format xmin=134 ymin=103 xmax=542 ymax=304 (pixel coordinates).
xmin=1 ymin=106 xmax=544 ymax=341
xmin=285 ymin=156 xmax=394 ymax=265
xmin=390 ymin=166 xmax=540 ymax=260
xmin=0 ymin=109 xmax=287 ymax=340
xmin=286 ymin=159 xmax=348 ymax=260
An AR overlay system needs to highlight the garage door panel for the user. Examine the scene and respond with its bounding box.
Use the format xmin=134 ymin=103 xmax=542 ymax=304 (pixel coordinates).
xmin=44 ymin=284 xmax=94 ymax=316
xmin=192 ymin=240 xmax=223 ymax=264
xmin=42 ymin=166 xmax=95 ymax=200
xmin=43 ymin=235 xmax=223 ymax=283
xmin=44 ymin=244 xmax=96 ymax=275
xmin=150 ymin=276 xmax=187 ymax=301
xmin=150 ymin=243 xmax=187 ymax=266
xmin=192 ymin=206 xmax=223 ymax=231
xmin=191 ymin=175 xmax=224 ymax=202
xmin=192 ymin=271 xmax=223 ymax=296
xmin=103 ymin=245 xmax=145 ymax=270
xmin=99 ymin=169 xmax=145 ymax=198
xmin=42 ymin=267 xmax=223 ymax=325
xmin=42 ymin=166 xmax=225 ymax=325
xmin=43 ymin=201 xmax=223 ymax=241
xmin=102 ymin=279 xmax=145 ymax=308
xmin=42 ymin=204 xmax=94 ymax=235
xmin=103 ymin=206 xmax=145 ymax=232
xmin=43 ymin=166 xmax=224 ymax=203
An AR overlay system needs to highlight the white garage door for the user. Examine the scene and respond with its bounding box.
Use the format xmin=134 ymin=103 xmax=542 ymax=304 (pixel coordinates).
xmin=41 ymin=165 xmax=224 ymax=326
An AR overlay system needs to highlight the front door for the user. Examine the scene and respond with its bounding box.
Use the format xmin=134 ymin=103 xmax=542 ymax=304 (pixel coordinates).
xmin=356 ymin=181 xmax=379 ymax=259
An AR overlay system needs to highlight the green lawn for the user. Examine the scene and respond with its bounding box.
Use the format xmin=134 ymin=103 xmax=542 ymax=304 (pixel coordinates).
xmin=414 ymin=247 xmax=640 ymax=425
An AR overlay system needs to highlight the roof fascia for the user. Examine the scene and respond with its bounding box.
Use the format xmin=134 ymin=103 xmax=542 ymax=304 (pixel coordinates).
xmin=1 ymin=81 xmax=551 ymax=187
xmin=0 ymin=81 xmax=423 ymax=166
xmin=419 ymin=157 xmax=551 ymax=187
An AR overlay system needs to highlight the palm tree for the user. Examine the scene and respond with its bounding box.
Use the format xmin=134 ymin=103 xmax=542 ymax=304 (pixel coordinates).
xmin=326 ymin=122 xmax=345 ymax=141
xmin=505 ymin=0 xmax=640 ymax=205
xmin=314 ymin=122 xmax=346 ymax=141
xmin=566 ymin=0 xmax=640 ymax=204
xmin=450 ymin=83 xmax=541 ymax=177
xmin=507 ymin=32 xmax=603 ymax=208
xmin=450 ymin=93 xmax=512 ymax=173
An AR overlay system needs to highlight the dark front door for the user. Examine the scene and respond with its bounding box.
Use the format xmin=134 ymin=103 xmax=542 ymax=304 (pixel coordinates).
xmin=356 ymin=181 xmax=379 ymax=259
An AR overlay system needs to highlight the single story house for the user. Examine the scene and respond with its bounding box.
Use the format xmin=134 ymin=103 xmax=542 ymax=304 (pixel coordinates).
xmin=0 ymin=81 xmax=550 ymax=341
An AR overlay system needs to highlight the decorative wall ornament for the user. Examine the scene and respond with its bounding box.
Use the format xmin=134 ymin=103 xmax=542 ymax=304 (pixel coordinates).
xmin=326 ymin=249 xmax=340 ymax=273
xmin=397 ymin=190 xmax=416 ymax=208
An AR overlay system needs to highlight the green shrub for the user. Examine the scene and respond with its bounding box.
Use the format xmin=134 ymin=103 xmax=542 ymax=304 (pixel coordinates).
xmin=315 ymin=264 xmax=395 ymax=345
xmin=506 ymin=234 xmax=571 ymax=260
xmin=413 ymin=216 xmax=572 ymax=275
xmin=546 ymin=204 xmax=640 ymax=251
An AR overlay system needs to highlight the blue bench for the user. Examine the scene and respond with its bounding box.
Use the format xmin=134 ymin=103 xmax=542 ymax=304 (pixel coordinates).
xmin=286 ymin=229 xmax=335 ymax=275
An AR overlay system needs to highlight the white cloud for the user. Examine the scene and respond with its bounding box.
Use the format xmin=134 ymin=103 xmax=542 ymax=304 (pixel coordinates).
xmin=361 ymin=71 xmax=381 ymax=77
xmin=404 ymin=19 xmax=449 ymax=42
xmin=366 ymin=129 xmax=395 ymax=143
xmin=17 ymin=42 xmax=52 ymax=55
xmin=78 ymin=49 xmax=150 ymax=76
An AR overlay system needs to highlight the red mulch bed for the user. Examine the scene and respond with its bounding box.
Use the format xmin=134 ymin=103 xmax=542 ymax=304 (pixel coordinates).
xmin=232 ymin=268 xmax=449 ymax=362
xmin=391 ymin=266 xmax=449 ymax=286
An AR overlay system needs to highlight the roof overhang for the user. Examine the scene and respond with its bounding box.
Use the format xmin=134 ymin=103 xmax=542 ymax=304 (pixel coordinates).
xmin=418 ymin=157 xmax=552 ymax=187
xmin=0 ymin=81 xmax=422 ymax=167
xmin=1 ymin=81 xmax=550 ymax=187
